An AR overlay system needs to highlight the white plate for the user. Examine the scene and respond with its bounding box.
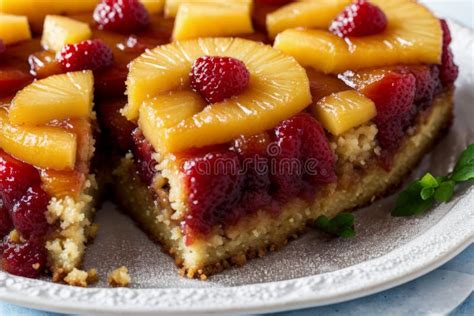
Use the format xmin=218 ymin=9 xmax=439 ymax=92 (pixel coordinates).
xmin=0 ymin=21 xmax=473 ymax=316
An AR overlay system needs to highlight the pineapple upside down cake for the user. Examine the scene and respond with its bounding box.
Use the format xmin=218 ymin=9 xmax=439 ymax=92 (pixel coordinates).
xmin=0 ymin=0 xmax=459 ymax=284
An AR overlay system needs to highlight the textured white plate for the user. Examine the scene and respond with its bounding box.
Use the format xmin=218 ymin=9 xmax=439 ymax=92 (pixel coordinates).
xmin=0 ymin=21 xmax=473 ymax=316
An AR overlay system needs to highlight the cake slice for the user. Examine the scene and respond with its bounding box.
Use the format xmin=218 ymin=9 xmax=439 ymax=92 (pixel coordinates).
xmin=0 ymin=71 xmax=99 ymax=284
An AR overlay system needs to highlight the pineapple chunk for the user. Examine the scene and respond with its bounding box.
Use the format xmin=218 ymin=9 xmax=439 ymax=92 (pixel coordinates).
xmin=41 ymin=15 xmax=92 ymax=52
xmin=172 ymin=3 xmax=253 ymax=41
xmin=165 ymin=0 xmax=252 ymax=18
xmin=0 ymin=14 xmax=32 ymax=45
xmin=9 ymin=71 xmax=94 ymax=126
xmin=0 ymin=110 xmax=77 ymax=170
xmin=126 ymin=37 xmax=311 ymax=152
xmin=140 ymin=0 xmax=165 ymax=14
xmin=139 ymin=91 xmax=206 ymax=151
xmin=0 ymin=0 xmax=98 ymax=29
xmin=274 ymin=0 xmax=442 ymax=74
xmin=312 ymin=90 xmax=376 ymax=136
xmin=267 ymin=0 xmax=350 ymax=38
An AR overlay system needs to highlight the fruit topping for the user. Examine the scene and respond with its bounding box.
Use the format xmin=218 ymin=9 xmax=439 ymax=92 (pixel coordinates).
xmin=0 ymin=200 xmax=13 ymax=238
xmin=126 ymin=38 xmax=311 ymax=153
xmin=313 ymin=90 xmax=377 ymax=136
xmin=274 ymin=0 xmax=442 ymax=73
xmin=172 ymin=2 xmax=253 ymax=40
xmin=11 ymin=185 xmax=50 ymax=240
xmin=41 ymin=170 xmax=86 ymax=199
xmin=58 ymin=39 xmax=114 ymax=72
xmin=0 ymin=110 xmax=77 ymax=171
xmin=329 ymin=0 xmax=387 ymax=38
xmin=1 ymin=240 xmax=47 ymax=278
xmin=165 ymin=0 xmax=252 ymax=18
xmin=41 ymin=15 xmax=92 ymax=52
xmin=28 ymin=51 xmax=63 ymax=79
xmin=440 ymin=19 xmax=452 ymax=47
xmin=190 ymin=56 xmax=250 ymax=104
xmin=0 ymin=150 xmax=41 ymax=208
xmin=0 ymin=14 xmax=32 ymax=45
xmin=440 ymin=47 xmax=459 ymax=87
xmin=140 ymin=0 xmax=165 ymax=14
xmin=0 ymin=40 xmax=5 ymax=55
xmin=266 ymin=0 xmax=350 ymax=38
xmin=183 ymin=150 xmax=243 ymax=235
xmin=131 ymin=129 xmax=158 ymax=185
xmin=272 ymin=113 xmax=336 ymax=201
xmin=258 ymin=0 xmax=293 ymax=5
xmin=9 ymin=71 xmax=94 ymax=126
xmin=93 ymin=0 xmax=150 ymax=33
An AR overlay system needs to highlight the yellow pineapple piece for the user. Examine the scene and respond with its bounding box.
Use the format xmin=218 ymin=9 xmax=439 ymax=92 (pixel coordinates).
xmin=267 ymin=0 xmax=350 ymax=39
xmin=312 ymin=90 xmax=376 ymax=136
xmin=0 ymin=0 xmax=98 ymax=30
xmin=125 ymin=37 xmax=311 ymax=153
xmin=0 ymin=110 xmax=77 ymax=170
xmin=9 ymin=71 xmax=94 ymax=126
xmin=41 ymin=15 xmax=92 ymax=52
xmin=0 ymin=14 xmax=31 ymax=45
xmin=172 ymin=3 xmax=253 ymax=41
xmin=140 ymin=0 xmax=165 ymax=14
xmin=139 ymin=91 xmax=206 ymax=151
xmin=165 ymin=0 xmax=252 ymax=18
xmin=274 ymin=0 xmax=442 ymax=74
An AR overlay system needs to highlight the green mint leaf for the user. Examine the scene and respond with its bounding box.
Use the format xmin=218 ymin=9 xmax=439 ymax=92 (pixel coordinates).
xmin=314 ymin=213 xmax=355 ymax=238
xmin=452 ymin=144 xmax=474 ymax=182
xmin=421 ymin=187 xmax=435 ymax=200
xmin=452 ymin=165 xmax=474 ymax=182
xmin=419 ymin=173 xmax=439 ymax=188
xmin=391 ymin=180 xmax=435 ymax=217
xmin=434 ymin=180 xmax=455 ymax=202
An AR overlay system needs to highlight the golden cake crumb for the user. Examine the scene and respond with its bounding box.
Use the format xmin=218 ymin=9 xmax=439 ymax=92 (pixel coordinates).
xmin=64 ymin=268 xmax=89 ymax=287
xmin=331 ymin=123 xmax=379 ymax=166
xmin=108 ymin=266 xmax=131 ymax=287
xmin=86 ymin=223 xmax=100 ymax=239
xmin=86 ymin=268 xmax=99 ymax=284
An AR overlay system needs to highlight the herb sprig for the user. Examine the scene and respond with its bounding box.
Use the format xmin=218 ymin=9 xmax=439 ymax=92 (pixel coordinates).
xmin=314 ymin=213 xmax=355 ymax=238
xmin=392 ymin=144 xmax=474 ymax=217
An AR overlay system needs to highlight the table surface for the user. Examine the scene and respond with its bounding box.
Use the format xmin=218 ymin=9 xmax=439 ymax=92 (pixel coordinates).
xmin=1 ymin=1 xmax=473 ymax=315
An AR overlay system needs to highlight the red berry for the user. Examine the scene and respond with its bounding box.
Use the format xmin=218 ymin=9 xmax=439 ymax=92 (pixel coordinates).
xmin=131 ymin=129 xmax=157 ymax=185
xmin=440 ymin=47 xmax=459 ymax=87
xmin=58 ymin=39 xmax=114 ymax=72
xmin=398 ymin=66 xmax=440 ymax=110
xmin=190 ymin=56 xmax=250 ymax=104
xmin=440 ymin=19 xmax=452 ymax=47
xmin=183 ymin=151 xmax=244 ymax=235
xmin=0 ymin=151 xmax=41 ymax=208
xmin=272 ymin=113 xmax=336 ymax=202
xmin=11 ymin=185 xmax=50 ymax=240
xmin=364 ymin=72 xmax=416 ymax=154
xmin=0 ymin=40 xmax=5 ymax=55
xmin=0 ymin=199 xmax=13 ymax=238
xmin=1 ymin=240 xmax=47 ymax=278
xmin=93 ymin=0 xmax=150 ymax=33
xmin=329 ymin=0 xmax=387 ymax=38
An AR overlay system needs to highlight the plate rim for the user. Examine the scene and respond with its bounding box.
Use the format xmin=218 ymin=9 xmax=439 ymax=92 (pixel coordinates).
xmin=0 ymin=21 xmax=473 ymax=316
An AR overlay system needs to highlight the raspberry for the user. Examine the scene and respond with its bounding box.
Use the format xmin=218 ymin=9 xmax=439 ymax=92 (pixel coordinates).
xmin=440 ymin=48 xmax=459 ymax=87
xmin=0 ymin=150 xmax=41 ymax=208
xmin=0 ymin=200 xmax=13 ymax=238
xmin=272 ymin=113 xmax=336 ymax=202
xmin=440 ymin=19 xmax=452 ymax=48
xmin=58 ymin=39 xmax=114 ymax=72
xmin=183 ymin=151 xmax=244 ymax=236
xmin=363 ymin=72 xmax=416 ymax=161
xmin=399 ymin=66 xmax=440 ymax=110
xmin=11 ymin=185 xmax=50 ymax=240
xmin=1 ymin=240 xmax=47 ymax=278
xmin=131 ymin=129 xmax=157 ymax=185
xmin=329 ymin=0 xmax=387 ymax=38
xmin=190 ymin=56 xmax=250 ymax=104
xmin=93 ymin=0 xmax=150 ymax=33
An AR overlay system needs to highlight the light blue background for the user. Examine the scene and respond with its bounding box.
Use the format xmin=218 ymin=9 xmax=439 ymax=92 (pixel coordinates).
xmin=1 ymin=1 xmax=472 ymax=315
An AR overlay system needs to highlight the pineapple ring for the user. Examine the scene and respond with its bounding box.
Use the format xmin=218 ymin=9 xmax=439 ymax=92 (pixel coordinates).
xmin=125 ymin=37 xmax=311 ymax=153
xmin=272 ymin=0 xmax=442 ymax=74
